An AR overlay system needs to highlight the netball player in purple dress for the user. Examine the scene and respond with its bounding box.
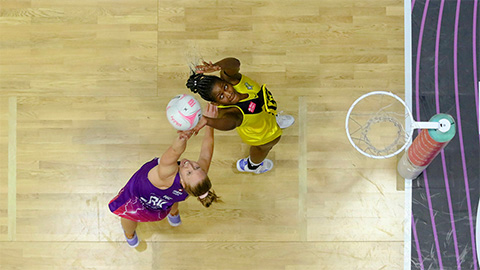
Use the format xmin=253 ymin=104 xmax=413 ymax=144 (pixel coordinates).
xmin=109 ymin=104 xmax=220 ymax=247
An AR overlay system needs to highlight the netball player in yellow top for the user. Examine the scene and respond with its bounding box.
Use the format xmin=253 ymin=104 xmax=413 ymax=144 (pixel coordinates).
xmin=186 ymin=57 xmax=294 ymax=174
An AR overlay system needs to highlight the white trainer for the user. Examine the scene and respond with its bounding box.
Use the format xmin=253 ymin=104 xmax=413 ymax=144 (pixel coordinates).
xmin=276 ymin=111 xmax=295 ymax=129
xmin=236 ymin=158 xmax=274 ymax=174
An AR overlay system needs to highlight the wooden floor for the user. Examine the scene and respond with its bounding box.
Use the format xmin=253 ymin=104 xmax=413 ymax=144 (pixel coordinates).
xmin=0 ymin=0 xmax=405 ymax=269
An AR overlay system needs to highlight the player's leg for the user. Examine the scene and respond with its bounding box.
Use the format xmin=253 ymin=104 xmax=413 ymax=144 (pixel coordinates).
xmin=121 ymin=217 xmax=137 ymax=238
xmin=249 ymin=136 xmax=281 ymax=163
xmin=237 ymin=136 xmax=281 ymax=174
xmin=121 ymin=217 xmax=139 ymax=247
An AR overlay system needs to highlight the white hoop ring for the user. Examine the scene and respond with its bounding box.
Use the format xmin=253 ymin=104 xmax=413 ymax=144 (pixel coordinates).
xmin=345 ymin=91 xmax=414 ymax=159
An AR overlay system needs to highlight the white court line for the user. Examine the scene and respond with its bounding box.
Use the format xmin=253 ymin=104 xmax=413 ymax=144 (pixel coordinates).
xmin=477 ymin=196 xmax=480 ymax=267
xmin=404 ymin=0 xmax=413 ymax=269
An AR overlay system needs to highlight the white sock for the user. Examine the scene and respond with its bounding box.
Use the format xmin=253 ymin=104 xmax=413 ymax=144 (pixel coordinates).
xmin=247 ymin=157 xmax=262 ymax=169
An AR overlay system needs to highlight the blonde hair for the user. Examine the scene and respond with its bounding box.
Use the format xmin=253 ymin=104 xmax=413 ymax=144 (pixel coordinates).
xmin=184 ymin=175 xmax=221 ymax=207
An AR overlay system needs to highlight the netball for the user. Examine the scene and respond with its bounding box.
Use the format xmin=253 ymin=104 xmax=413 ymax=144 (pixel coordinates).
xmin=166 ymin=94 xmax=202 ymax=131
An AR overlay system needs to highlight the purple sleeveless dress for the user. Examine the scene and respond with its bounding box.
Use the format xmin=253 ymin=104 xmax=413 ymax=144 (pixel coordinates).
xmin=108 ymin=158 xmax=189 ymax=222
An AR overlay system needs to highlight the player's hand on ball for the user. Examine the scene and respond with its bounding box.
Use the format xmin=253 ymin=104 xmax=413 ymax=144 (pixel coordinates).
xmin=195 ymin=61 xmax=220 ymax=74
xmin=191 ymin=116 xmax=207 ymax=135
xmin=203 ymin=103 xmax=218 ymax=118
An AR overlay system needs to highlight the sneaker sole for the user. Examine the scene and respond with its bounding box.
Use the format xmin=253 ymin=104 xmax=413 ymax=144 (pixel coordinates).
xmin=279 ymin=119 xmax=295 ymax=129
xmin=254 ymin=159 xmax=273 ymax=174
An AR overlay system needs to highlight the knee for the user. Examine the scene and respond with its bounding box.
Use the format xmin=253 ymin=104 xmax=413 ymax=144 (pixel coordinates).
xmin=254 ymin=144 xmax=273 ymax=153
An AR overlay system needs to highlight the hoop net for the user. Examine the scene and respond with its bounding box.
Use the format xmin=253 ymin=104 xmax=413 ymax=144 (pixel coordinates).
xmin=345 ymin=91 xmax=413 ymax=159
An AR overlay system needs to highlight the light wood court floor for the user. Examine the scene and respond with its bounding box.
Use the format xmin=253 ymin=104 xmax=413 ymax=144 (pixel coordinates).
xmin=0 ymin=0 xmax=405 ymax=269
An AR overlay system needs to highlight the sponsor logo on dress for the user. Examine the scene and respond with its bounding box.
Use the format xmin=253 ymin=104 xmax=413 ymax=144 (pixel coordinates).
xmin=248 ymin=101 xmax=256 ymax=113
xmin=172 ymin=190 xmax=184 ymax=196
xmin=140 ymin=195 xmax=169 ymax=210
xmin=244 ymin=82 xmax=253 ymax=90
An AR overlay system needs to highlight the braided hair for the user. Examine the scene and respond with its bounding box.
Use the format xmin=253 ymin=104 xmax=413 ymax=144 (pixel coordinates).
xmin=186 ymin=73 xmax=222 ymax=102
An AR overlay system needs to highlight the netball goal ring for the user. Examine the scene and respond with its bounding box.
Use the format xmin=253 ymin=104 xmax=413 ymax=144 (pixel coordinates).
xmin=345 ymin=91 xmax=452 ymax=159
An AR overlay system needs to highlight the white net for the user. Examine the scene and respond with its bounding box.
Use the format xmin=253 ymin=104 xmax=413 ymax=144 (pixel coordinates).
xmin=184 ymin=43 xmax=205 ymax=72
xmin=346 ymin=91 xmax=412 ymax=159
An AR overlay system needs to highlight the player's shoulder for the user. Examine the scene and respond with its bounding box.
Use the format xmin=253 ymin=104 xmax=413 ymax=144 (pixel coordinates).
xmin=234 ymin=75 xmax=261 ymax=91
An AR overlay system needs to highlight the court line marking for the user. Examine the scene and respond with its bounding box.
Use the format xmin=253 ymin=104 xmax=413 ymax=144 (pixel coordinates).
xmin=298 ymin=96 xmax=307 ymax=241
xmin=434 ymin=0 xmax=461 ymax=267
xmin=414 ymin=0 xmax=446 ymax=267
xmin=404 ymin=0 xmax=413 ymax=268
xmin=475 ymin=0 xmax=479 ymax=138
xmin=453 ymin=1 xmax=477 ymax=267
xmin=8 ymin=97 xmax=17 ymax=241
xmin=476 ymin=196 xmax=480 ymax=267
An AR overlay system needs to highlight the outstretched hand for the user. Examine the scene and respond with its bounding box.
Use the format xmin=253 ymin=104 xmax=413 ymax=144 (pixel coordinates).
xmin=195 ymin=61 xmax=221 ymax=74
xmin=203 ymin=103 xmax=218 ymax=118
xmin=177 ymin=130 xmax=194 ymax=141
xmin=190 ymin=103 xmax=217 ymax=135
xmin=190 ymin=116 xmax=208 ymax=135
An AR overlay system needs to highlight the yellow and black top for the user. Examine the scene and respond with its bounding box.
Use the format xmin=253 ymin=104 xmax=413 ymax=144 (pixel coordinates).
xmin=218 ymin=75 xmax=282 ymax=146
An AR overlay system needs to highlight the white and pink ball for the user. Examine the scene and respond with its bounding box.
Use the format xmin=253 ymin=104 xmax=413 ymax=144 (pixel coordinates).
xmin=166 ymin=94 xmax=202 ymax=131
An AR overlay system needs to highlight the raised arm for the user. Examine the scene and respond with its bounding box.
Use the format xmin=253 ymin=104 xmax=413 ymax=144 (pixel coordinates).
xmin=196 ymin=57 xmax=241 ymax=85
xmin=197 ymin=126 xmax=214 ymax=173
xmin=193 ymin=107 xmax=242 ymax=133
xmin=215 ymin=58 xmax=241 ymax=81
xmin=158 ymin=131 xmax=192 ymax=178
xmin=197 ymin=104 xmax=216 ymax=172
